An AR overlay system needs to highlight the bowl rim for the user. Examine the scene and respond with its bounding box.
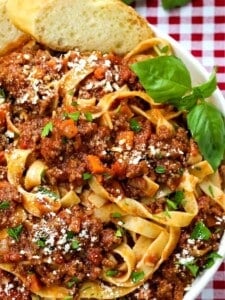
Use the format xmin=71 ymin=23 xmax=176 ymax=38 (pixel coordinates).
xmin=150 ymin=23 xmax=225 ymax=300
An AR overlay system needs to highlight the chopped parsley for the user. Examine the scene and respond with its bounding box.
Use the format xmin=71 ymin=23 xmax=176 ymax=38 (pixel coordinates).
xmin=36 ymin=237 xmax=46 ymax=248
xmin=0 ymin=201 xmax=10 ymax=210
xmin=71 ymin=239 xmax=80 ymax=250
xmin=204 ymin=251 xmax=223 ymax=269
xmin=131 ymin=271 xmax=145 ymax=283
xmin=37 ymin=186 xmax=59 ymax=200
xmin=129 ymin=118 xmax=142 ymax=132
xmin=7 ymin=224 xmax=23 ymax=241
xmin=166 ymin=191 xmax=184 ymax=210
xmin=66 ymin=231 xmax=75 ymax=240
xmin=41 ymin=121 xmax=53 ymax=137
xmin=106 ymin=269 xmax=118 ymax=277
xmin=184 ymin=262 xmax=199 ymax=277
xmin=190 ymin=221 xmax=212 ymax=241
xmin=66 ymin=276 xmax=80 ymax=288
xmin=84 ymin=112 xmax=93 ymax=122
xmin=82 ymin=172 xmax=93 ymax=180
xmin=111 ymin=212 xmax=122 ymax=218
xmin=155 ymin=165 xmax=166 ymax=174
xmin=64 ymin=111 xmax=80 ymax=122
xmin=0 ymin=88 xmax=5 ymax=100
xmin=115 ymin=227 xmax=124 ymax=238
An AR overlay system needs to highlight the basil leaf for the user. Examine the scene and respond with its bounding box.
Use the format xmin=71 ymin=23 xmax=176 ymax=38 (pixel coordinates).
xmin=194 ymin=70 xmax=217 ymax=99
xmin=187 ymin=102 xmax=225 ymax=170
xmin=131 ymin=56 xmax=192 ymax=102
xmin=122 ymin=0 xmax=134 ymax=4
xmin=190 ymin=221 xmax=211 ymax=241
xmin=168 ymin=94 xmax=197 ymax=111
xmin=162 ymin=0 xmax=191 ymax=10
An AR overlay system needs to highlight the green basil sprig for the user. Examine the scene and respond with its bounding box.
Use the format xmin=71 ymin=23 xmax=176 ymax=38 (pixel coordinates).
xmin=131 ymin=56 xmax=225 ymax=170
xmin=131 ymin=56 xmax=192 ymax=103
xmin=162 ymin=0 xmax=191 ymax=10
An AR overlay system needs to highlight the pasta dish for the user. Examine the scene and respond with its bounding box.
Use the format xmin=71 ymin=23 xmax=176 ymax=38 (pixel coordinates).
xmin=0 ymin=37 xmax=225 ymax=300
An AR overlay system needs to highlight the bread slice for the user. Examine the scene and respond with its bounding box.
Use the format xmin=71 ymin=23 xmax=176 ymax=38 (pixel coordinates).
xmin=6 ymin=0 xmax=153 ymax=55
xmin=0 ymin=0 xmax=29 ymax=55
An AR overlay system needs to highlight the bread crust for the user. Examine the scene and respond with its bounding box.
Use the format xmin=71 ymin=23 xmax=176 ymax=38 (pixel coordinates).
xmin=0 ymin=0 xmax=29 ymax=56
xmin=6 ymin=0 xmax=153 ymax=54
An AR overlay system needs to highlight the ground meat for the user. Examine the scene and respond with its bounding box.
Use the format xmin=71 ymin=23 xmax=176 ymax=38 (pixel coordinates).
xmin=101 ymin=228 xmax=122 ymax=251
xmin=18 ymin=118 xmax=47 ymax=149
xmin=0 ymin=270 xmax=31 ymax=300
xmin=219 ymin=164 xmax=225 ymax=189
xmin=40 ymin=132 xmax=63 ymax=163
xmin=0 ymin=181 xmax=22 ymax=229
xmin=0 ymin=205 xmax=122 ymax=289
xmin=123 ymin=177 xmax=149 ymax=199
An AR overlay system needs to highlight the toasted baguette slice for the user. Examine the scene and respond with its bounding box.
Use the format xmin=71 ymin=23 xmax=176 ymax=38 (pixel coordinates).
xmin=0 ymin=0 xmax=29 ymax=55
xmin=6 ymin=0 xmax=153 ymax=55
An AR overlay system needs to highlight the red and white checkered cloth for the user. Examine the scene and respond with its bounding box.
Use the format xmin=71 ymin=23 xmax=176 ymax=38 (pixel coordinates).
xmin=134 ymin=1 xmax=225 ymax=299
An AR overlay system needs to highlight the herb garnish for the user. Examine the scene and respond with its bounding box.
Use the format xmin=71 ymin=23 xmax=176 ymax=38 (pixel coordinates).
xmin=111 ymin=212 xmax=122 ymax=219
xmin=0 ymin=88 xmax=5 ymax=101
xmin=115 ymin=227 xmax=124 ymax=238
xmin=66 ymin=276 xmax=80 ymax=288
xmin=82 ymin=172 xmax=93 ymax=180
xmin=155 ymin=165 xmax=166 ymax=174
xmin=106 ymin=269 xmax=119 ymax=277
xmin=131 ymin=57 xmax=225 ymax=170
xmin=0 ymin=201 xmax=10 ymax=210
xmin=131 ymin=271 xmax=145 ymax=283
xmin=190 ymin=221 xmax=212 ymax=241
xmin=37 ymin=186 xmax=59 ymax=200
xmin=162 ymin=0 xmax=191 ymax=10
xmin=7 ymin=224 xmax=23 ymax=241
xmin=184 ymin=261 xmax=199 ymax=277
xmin=204 ymin=251 xmax=223 ymax=269
xmin=129 ymin=118 xmax=142 ymax=132
xmin=166 ymin=191 xmax=184 ymax=211
xmin=64 ymin=111 xmax=80 ymax=122
xmin=36 ymin=237 xmax=46 ymax=248
xmin=71 ymin=239 xmax=80 ymax=250
xmin=84 ymin=112 xmax=93 ymax=122
xmin=41 ymin=121 xmax=53 ymax=137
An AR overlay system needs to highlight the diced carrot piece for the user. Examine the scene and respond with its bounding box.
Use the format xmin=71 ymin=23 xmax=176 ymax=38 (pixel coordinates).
xmin=119 ymin=104 xmax=134 ymax=119
xmin=116 ymin=130 xmax=134 ymax=149
xmin=0 ymin=151 xmax=5 ymax=164
xmin=94 ymin=66 xmax=106 ymax=80
xmin=86 ymin=155 xmax=105 ymax=174
xmin=59 ymin=119 xmax=78 ymax=139
xmin=111 ymin=161 xmax=126 ymax=178
xmin=0 ymin=110 xmax=6 ymax=128
xmin=27 ymin=273 xmax=41 ymax=292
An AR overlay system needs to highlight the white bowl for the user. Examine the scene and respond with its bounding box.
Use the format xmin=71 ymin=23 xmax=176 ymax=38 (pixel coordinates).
xmin=150 ymin=24 xmax=225 ymax=300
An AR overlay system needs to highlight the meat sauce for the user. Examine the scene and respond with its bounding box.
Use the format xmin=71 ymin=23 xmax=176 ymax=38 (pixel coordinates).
xmin=0 ymin=43 xmax=224 ymax=299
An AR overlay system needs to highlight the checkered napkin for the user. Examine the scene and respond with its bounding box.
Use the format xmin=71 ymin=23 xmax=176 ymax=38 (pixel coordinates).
xmin=134 ymin=1 xmax=225 ymax=299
